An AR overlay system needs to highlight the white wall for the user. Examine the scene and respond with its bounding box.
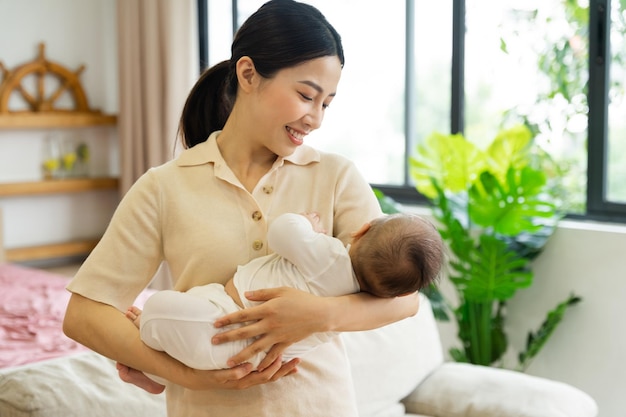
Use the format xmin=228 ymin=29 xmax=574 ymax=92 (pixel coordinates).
xmin=0 ymin=0 xmax=119 ymax=250
xmin=508 ymin=220 xmax=626 ymax=417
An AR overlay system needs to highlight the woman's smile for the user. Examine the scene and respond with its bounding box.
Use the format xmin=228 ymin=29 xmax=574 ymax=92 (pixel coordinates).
xmin=286 ymin=126 xmax=307 ymax=146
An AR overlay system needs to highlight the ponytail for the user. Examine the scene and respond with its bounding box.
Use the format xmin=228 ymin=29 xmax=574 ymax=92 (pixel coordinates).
xmin=178 ymin=60 xmax=236 ymax=148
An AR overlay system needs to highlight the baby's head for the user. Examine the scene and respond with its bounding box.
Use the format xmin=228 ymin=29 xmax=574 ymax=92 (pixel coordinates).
xmin=350 ymin=213 xmax=444 ymax=298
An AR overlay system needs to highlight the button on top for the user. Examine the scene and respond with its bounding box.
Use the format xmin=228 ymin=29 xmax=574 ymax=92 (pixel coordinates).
xmin=262 ymin=186 xmax=274 ymax=194
xmin=252 ymin=240 xmax=264 ymax=251
xmin=252 ymin=211 xmax=263 ymax=221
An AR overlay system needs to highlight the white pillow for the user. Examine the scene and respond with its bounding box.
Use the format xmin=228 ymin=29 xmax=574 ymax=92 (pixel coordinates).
xmin=0 ymin=352 xmax=166 ymax=417
xmin=342 ymin=295 xmax=444 ymax=417
xmin=403 ymin=362 xmax=599 ymax=417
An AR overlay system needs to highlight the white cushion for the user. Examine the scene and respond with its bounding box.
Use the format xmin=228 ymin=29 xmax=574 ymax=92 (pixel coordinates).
xmin=403 ymin=362 xmax=599 ymax=417
xmin=0 ymin=352 xmax=166 ymax=417
xmin=343 ymin=295 xmax=444 ymax=417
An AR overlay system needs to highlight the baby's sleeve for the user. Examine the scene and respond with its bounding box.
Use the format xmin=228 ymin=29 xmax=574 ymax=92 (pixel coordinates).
xmin=267 ymin=213 xmax=344 ymax=278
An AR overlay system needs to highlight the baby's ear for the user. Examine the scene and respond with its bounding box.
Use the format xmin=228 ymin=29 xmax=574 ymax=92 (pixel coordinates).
xmin=351 ymin=222 xmax=372 ymax=239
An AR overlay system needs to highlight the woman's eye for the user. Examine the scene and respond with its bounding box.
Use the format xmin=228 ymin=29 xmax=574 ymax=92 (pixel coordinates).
xmin=299 ymin=92 xmax=330 ymax=110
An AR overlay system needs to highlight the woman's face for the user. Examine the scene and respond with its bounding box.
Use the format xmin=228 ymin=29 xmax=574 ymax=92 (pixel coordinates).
xmin=251 ymin=55 xmax=342 ymax=156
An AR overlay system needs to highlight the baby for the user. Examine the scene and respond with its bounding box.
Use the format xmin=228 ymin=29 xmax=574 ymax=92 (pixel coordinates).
xmin=125 ymin=211 xmax=443 ymax=391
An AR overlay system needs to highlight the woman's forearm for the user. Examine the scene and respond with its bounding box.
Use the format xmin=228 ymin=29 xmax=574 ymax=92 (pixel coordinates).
xmin=63 ymin=293 xmax=187 ymax=383
xmin=208 ymin=288 xmax=420 ymax=368
xmin=64 ymin=293 xmax=303 ymax=390
xmin=326 ymin=291 xmax=420 ymax=333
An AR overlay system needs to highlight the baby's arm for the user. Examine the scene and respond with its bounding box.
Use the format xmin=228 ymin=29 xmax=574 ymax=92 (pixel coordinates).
xmin=300 ymin=212 xmax=326 ymax=234
xmin=267 ymin=213 xmax=342 ymax=278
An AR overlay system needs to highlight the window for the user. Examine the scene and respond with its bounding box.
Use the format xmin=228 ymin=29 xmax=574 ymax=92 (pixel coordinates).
xmin=605 ymin=1 xmax=626 ymax=204
xmin=199 ymin=0 xmax=626 ymax=223
xmin=464 ymin=1 xmax=591 ymax=214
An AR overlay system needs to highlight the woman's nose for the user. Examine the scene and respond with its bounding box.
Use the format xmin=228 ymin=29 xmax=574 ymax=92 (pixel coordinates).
xmin=304 ymin=105 xmax=324 ymax=130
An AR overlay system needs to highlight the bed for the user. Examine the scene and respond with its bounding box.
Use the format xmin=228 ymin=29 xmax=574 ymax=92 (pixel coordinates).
xmin=0 ymin=211 xmax=166 ymax=417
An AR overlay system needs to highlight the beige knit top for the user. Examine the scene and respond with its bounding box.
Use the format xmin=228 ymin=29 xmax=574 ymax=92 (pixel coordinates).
xmin=67 ymin=131 xmax=382 ymax=416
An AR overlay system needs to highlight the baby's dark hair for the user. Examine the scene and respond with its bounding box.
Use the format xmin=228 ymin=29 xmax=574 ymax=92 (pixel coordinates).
xmin=179 ymin=0 xmax=344 ymax=149
xmin=352 ymin=214 xmax=444 ymax=298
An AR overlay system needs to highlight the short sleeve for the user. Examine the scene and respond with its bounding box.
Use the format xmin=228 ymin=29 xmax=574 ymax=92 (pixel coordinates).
xmin=66 ymin=169 xmax=165 ymax=312
xmin=330 ymin=158 xmax=382 ymax=244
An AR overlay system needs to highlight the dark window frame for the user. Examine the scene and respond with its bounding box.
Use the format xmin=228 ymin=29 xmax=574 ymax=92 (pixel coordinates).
xmin=198 ymin=0 xmax=626 ymax=223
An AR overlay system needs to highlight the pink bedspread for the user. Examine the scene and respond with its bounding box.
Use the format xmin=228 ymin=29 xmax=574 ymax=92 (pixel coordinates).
xmin=0 ymin=263 xmax=154 ymax=368
xmin=0 ymin=263 xmax=86 ymax=368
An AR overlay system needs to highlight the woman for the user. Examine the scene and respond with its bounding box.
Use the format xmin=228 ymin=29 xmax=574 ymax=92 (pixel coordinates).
xmin=63 ymin=1 xmax=419 ymax=415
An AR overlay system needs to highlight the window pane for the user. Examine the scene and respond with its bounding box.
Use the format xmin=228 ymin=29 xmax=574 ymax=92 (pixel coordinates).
xmin=237 ymin=0 xmax=406 ymax=185
xmin=303 ymin=1 xmax=407 ymax=185
xmin=606 ymin=2 xmax=626 ymax=203
xmin=410 ymin=0 xmax=452 ymax=183
xmin=464 ymin=0 xmax=589 ymax=214
xmin=207 ymin=1 xmax=233 ymax=66
xmin=236 ymin=1 xmax=264 ymax=25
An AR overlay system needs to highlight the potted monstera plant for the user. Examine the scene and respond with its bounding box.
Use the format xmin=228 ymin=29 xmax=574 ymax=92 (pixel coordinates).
xmin=402 ymin=124 xmax=580 ymax=371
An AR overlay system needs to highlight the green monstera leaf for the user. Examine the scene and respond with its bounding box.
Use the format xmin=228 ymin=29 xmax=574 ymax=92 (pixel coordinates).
xmin=373 ymin=187 xmax=401 ymax=214
xmin=469 ymin=167 xmax=556 ymax=236
xmin=410 ymin=132 xmax=487 ymax=199
xmin=450 ymin=234 xmax=533 ymax=303
xmin=486 ymin=124 xmax=533 ymax=179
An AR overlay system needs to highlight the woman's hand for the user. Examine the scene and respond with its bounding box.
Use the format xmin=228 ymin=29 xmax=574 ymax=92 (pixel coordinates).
xmin=201 ymin=356 xmax=301 ymax=390
xmin=212 ymin=287 xmax=330 ymax=370
xmin=178 ymin=355 xmax=300 ymax=390
xmin=117 ymin=356 xmax=300 ymax=392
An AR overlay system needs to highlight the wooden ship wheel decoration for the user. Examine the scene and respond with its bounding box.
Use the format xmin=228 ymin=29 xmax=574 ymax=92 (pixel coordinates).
xmin=0 ymin=43 xmax=113 ymax=124
xmin=0 ymin=43 xmax=96 ymax=114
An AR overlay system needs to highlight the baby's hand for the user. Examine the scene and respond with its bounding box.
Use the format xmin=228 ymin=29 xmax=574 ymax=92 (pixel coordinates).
xmin=301 ymin=212 xmax=326 ymax=234
xmin=125 ymin=306 xmax=142 ymax=329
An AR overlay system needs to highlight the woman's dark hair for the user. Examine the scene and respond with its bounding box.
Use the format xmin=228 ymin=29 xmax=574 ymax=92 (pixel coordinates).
xmin=179 ymin=0 xmax=344 ymax=148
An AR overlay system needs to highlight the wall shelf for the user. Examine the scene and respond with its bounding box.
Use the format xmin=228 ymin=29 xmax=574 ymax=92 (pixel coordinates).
xmin=5 ymin=239 xmax=99 ymax=262
xmin=0 ymin=43 xmax=118 ymax=262
xmin=0 ymin=112 xmax=117 ymax=128
xmin=0 ymin=177 xmax=119 ymax=197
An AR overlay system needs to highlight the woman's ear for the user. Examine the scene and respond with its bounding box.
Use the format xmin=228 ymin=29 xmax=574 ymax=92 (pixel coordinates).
xmin=235 ymin=56 xmax=258 ymax=93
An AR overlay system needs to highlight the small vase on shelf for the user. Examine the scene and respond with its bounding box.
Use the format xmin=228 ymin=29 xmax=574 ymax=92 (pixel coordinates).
xmin=42 ymin=134 xmax=62 ymax=180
